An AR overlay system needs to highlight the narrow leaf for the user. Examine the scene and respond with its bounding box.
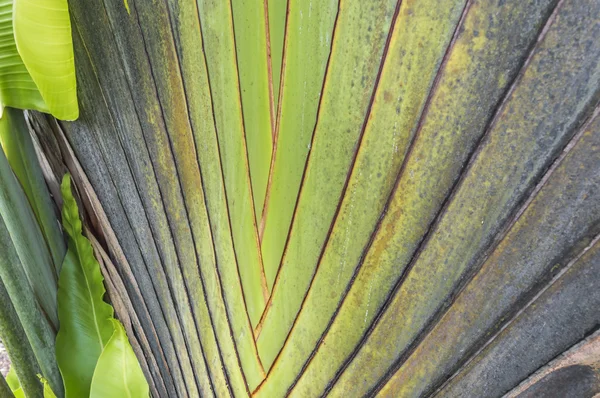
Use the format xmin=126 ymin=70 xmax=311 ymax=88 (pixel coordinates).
xmin=6 ymin=367 xmax=25 ymax=398
xmin=0 ymin=278 xmax=43 ymax=398
xmin=56 ymin=174 xmax=114 ymax=398
xmin=0 ymin=128 xmax=58 ymax=328
xmin=90 ymin=320 xmax=149 ymax=398
xmin=0 ymin=182 xmax=60 ymax=394
xmin=0 ymin=107 xmax=66 ymax=274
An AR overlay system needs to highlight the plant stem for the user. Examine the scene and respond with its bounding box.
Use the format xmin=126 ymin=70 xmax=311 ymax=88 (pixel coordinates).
xmin=0 ymin=278 xmax=43 ymax=398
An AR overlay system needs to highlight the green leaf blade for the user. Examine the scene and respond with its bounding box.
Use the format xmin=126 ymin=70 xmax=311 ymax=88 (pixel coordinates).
xmin=0 ymin=0 xmax=47 ymax=114
xmin=13 ymin=0 xmax=78 ymax=120
xmin=56 ymin=175 xmax=114 ymax=398
xmin=0 ymin=372 xmax=12 ymax=398
xmin=0 ymin=108 xmax=66 ymax=274
xmin=6 ymin=367 xmax=25 ymax=398
xmin=0 ymin=278 xmax=44 ymax=398
xmin=38 ymin=375 xmax=57 ymax=398
xmin=0 ymin=136 xmax=58 ymax=329
xmin=90 ymin=320 xmax=149 ymax=398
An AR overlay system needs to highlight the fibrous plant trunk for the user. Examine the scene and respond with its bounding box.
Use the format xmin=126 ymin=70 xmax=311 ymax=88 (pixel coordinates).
xmin=26 ymin=0 xmax=600 ymax=396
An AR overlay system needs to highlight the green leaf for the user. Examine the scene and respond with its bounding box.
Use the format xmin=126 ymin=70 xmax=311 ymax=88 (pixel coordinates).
xmin=38 ymin=375 xmax=57 ymax=398
xmin=90 ymin=320 xmax=149 ymax=398
xmin=0 ymin=107 xmax=66 ymax=274
xmin=0 ymin=0 xmax=78 ymax=120
xmin=0 ymin=372 xmax=12 ymax=398
xmin=56 ymin=174 xmax=114 ymax=398
xmin=0 ymin=145 xmax=61 ymax=396
xmin=0 ymin=0 xmax=46 ymax=115
xmin=0 ymin=124 xmax=58 ymax=329
xmin=6 ymin=367 xmax=25 ymax=398
xmin=0 ymin=277 xmax=45 ymax=398
xmin=13 ymin=0 xmax=78 ymax=120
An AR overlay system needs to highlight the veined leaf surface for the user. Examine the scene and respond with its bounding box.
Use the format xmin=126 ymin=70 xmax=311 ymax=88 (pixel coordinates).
xmin=90 ymin=320 xmax=149 ymax=398
xmin=256 ymin=0 xmax=400 ymax=370
xmin=13 ymin=0 xmax=78 ymax=119
xmin=56 ymin=175 xmax=115 ymax=398
xmin=0 ymin=0 xmax=77 ymax=119
xmin=0 ymin=0 xmax=46 ymax=115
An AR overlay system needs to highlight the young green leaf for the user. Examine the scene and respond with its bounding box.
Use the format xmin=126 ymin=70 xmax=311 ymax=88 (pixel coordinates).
xmin=6 ymin=367 xmax=25 ymax=398
xmin=0 ymin=0 xmax=47 ymax=116
xmin=0 ymin=0 xmax=78 ymax=120
xmin=56 ymin=174 xmax=114 ymax=398
xmin=90 ymin=320 xmax=149 ymax=398
xmin=13 ymin=0 xmax=78 ymax=120
xmin=38 ymin=375 xmax=57 ymax=398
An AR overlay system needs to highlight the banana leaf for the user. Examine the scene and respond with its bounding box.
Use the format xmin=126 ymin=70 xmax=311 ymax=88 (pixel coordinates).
xmin=0 ymin=0 xmax=78 ymax=119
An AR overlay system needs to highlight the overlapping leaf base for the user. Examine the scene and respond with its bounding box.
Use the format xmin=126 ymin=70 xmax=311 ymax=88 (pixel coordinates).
xmin=29 ymin=0 xmax=600 ymax=396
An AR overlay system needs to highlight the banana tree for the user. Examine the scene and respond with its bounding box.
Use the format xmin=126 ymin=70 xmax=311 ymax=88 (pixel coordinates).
xmin=3 ymin=0 xmax=600 ymax=396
